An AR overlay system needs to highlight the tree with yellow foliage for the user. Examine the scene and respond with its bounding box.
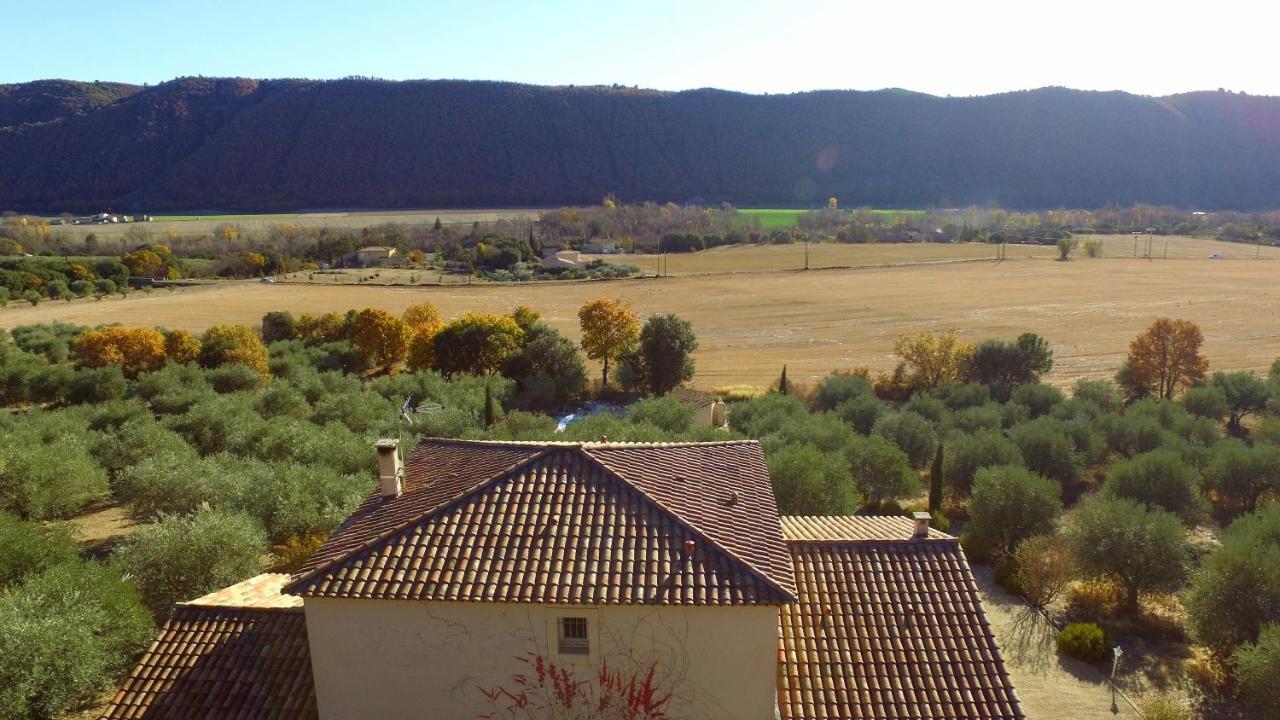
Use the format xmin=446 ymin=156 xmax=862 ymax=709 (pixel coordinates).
xmin=121 ymin=249 xmax=165 ymax=277
xmin=200 ymin=325 xmax=270 ymax=378
xmin=350 ymin=308 xmax=411 ymax=371
xmin=295 ymin=313 xmax=348 ymax=344
xmin=1122 ymin=318 xmax=1208 ymax=399
xmin=73 ymin=326 xmax=167 ymax=378
xmin=893 ymin=330 xmax=974 ymax=390
xmin=402 ymin=304 xmax=445 ymax=372
xmin=163 ymin=329 xmax=202 ymax=364
xmin=578 ymin=297 xmax=641 ymax=387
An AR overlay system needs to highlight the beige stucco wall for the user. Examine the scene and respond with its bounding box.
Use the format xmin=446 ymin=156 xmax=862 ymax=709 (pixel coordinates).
xmin=304 ymin=598 xmax=779 ymax=720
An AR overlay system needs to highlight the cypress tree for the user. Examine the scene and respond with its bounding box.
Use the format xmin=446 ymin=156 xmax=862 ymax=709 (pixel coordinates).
xmin=483 ymin=384 xmax=497 ymax=428
xmin=780 ymin=365 xmax=789 ymax=395
xmin=928 ymin=441 xmax=945 ymax=512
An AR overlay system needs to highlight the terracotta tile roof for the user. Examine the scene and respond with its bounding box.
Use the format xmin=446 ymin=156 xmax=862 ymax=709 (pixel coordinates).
xmin=285 ymin=440 xmax=795 ymax=604
xmin=781 ymin=515 xmax=950 ymax=542
xmin=102 ymin=604 xmax=316 ymax=720
xmin=778 ymin=516 xmax=1023 ymax=720
xmin=185 ymin=573 xmax=302 ymax=610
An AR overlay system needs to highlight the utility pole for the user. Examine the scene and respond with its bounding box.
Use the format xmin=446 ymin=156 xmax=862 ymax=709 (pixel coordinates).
xmin=804 ymin=237 xmax=810 ymax=270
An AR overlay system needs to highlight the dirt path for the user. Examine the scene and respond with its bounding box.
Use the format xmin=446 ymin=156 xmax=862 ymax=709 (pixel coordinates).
xmin=973 ymin=567 xmax=1137 ymax=719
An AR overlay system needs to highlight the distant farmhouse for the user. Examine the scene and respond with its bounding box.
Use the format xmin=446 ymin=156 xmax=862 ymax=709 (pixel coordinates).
xmin=540 ymin=248 xmax=582 ymax=269
xmin=349 ymin=245 xmax=397 ymax=267
xmin=103 ymin=439 xmax=1023 ymax=720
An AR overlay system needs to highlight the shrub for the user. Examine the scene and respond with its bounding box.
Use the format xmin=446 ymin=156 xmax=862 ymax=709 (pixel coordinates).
xmin=902 ymin=393 xmax=947 ymax=424
xmin=0 ymin=512 xmax=79 ymax=588
xmin=944 ymin=403 xmax=1005 ymax=434
xmin=1057 ymin=623 xmax=1111 ymax=663
xmin=626 ymin=396 xmax=696 ymax=434
xmin=966 ymin=465 xmax=1062 ymax=558
xmin=92 ymin=418 xmax=195 ymax=480
xmin=1135 ymin=694 xmax=1194 ymax=720
xmin=1013 ymin=534 xmax=1075 ymax=609
xmin=1102 ymin=449 xmax=1206 ymax=525
xmin=114 ymin=506 xmax=268 ymax=617
xmin=993 ymin=557 xmax=1021 ymax=594
xmin=942 ymin=429 xmax=1023 ymax=497
xmin=1234 ymin=624 xmax=1280 ymax=720
xmin=766 ymin=443 xmax=859 ymax=515
xmin=873 ymin=411 xmax=937 ymax=469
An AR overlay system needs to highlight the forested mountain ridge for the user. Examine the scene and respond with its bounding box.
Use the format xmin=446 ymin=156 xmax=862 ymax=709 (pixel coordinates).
xmin=3 ymin=77 xmax=1280 ymax=212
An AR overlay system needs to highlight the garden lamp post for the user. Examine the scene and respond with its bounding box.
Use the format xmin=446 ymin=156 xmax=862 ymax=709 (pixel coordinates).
xmin=1109 ymin=645 xmax=1123 ymax=714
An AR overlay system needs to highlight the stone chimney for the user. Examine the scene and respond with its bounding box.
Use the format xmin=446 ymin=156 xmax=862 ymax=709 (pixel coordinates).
xmin=375 ymin=439 xmax=402 ymax=499
xmin=912 ymin=511 xmax=931 ymax=539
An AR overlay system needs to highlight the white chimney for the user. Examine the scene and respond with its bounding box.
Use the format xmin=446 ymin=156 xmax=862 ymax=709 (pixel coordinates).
xmin=376 ymin=439 xmax=402 ymax=498
xmin=912 ymin=511 xmax=931 ymax=539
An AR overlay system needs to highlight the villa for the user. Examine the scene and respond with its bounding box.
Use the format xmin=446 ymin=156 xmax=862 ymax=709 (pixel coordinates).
xmin=103 ymin=438 xmax=1022 ymax=720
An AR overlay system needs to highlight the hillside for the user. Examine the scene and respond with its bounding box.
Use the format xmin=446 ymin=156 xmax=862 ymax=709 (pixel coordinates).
xmin=3 ymin=78 xmax=1280 ymax=212
xmin=0 ymin=79 xmax=140 ymax=128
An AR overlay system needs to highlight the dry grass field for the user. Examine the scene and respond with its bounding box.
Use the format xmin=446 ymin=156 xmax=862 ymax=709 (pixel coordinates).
xmin=6 ymin=235 xmax=1277 ymax=389
xmin=599 ymin=234 xmax=1278 ymax=275
xmin=46 ymin=208 xmax=542 ymax=238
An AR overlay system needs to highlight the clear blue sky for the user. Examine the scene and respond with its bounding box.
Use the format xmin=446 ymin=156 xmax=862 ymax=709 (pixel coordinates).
xmin=6 ymin=0 xmax=1277 ymax=97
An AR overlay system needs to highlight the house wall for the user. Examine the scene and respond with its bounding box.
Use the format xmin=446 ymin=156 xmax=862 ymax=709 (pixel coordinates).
xmin=304 ymin=598 xmax=779 ymax=720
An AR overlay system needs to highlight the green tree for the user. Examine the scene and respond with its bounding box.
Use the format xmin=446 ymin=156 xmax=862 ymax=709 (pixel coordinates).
xmin=766 ymin=443 xmax=858 ymax=515
xmin=500 ymin=322 xmax=587 ymax=410
xmin=1103 ymin=449 xmax=1206 ymax=525
xmin=0 ymin=562 xmax=153 ymax=720
xmin=432 ymin=313 xmax=524 ymax=378
xmin=1009 ymin=417 xmax=1081 ymax=487
xmin=1011 ymin=382 xmax=1064 ymax=418
xmin=872 ymin=412 xmax=937 ymax=469
xmin=0 ymin=442 xmax=107 ymax=520
xmin=114 ymin=506 xmax=268 ymax=617
xmin=627 ymin=396 xmax=696 ymax=434
xmin=627 ymin=314 xmax=698 ymax=395
xmin=1065 ymin=496 xmax=1190 ymax=614
xmin=779 ymin=365 xmax=789 ymax=395
xmin=1185 ymin=505 xmax=1280 ymax=655
xmin=1203 ymin=440 xmax=1280 ymax=517
xmin=928 ymin=442 xmax=944 ymax=512
xmin=834 ymin=393 xmax=886 ymax=435
xmin=0 ymin=512 xmax=78 ymax=588
xmin=1182 ymin=384 xmax=1229 ymax=421
xmin=260 ymin=310 xmax=297 ymax=343
xmin=942 ymin=429 xmax=1023 ymax=497
xmin=966 ymin=465 xmax=1062 ymax=558
xmin=968 ymin=333 xmax=1054 ymax=401
xmin=846 ymin=434 xmax=920 ymax=504
xmin=814 ymin=372 xmax=873 ymax=411
xmin=1234 ymin=624 xmax=1280 ymax=720
xmin=1212 ymin=370 xmax=1270 ymax=435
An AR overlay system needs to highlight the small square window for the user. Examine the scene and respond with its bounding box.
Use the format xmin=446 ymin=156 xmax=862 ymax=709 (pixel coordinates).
xmin=558 ymin=617 xmax=589 ymax=655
